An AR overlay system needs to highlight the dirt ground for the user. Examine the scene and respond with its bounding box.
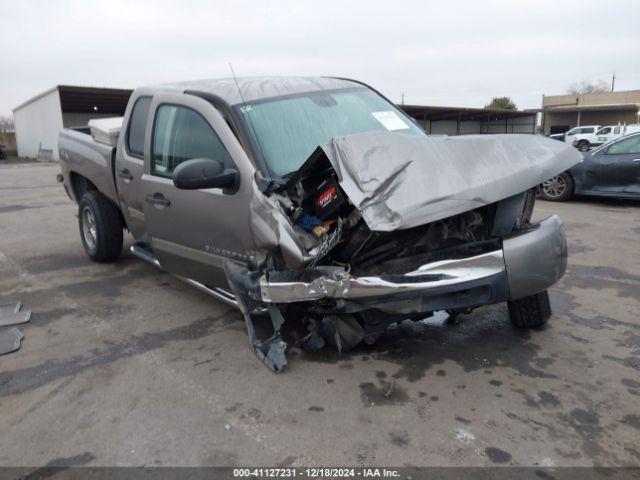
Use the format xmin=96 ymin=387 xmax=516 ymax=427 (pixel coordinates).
xmin=1 ymin=162 xmax=639 ymax=467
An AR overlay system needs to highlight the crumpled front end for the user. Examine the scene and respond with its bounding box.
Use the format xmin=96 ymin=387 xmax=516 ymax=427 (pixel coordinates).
xmin=258 ymin=214 xmax=567 ymax=308
xmin=232 ymin=133 xmax=579 ymax=372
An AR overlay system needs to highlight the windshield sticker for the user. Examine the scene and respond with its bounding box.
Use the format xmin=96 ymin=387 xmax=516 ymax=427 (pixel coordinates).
xmin=372 ymin=111 xmax=409 ymax=130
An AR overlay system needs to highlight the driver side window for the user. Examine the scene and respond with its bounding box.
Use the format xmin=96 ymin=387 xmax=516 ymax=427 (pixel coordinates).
xmin=152 ymin=105 xmax=233 ymax=177
xmin=607 ymin=136 xmax=640 ymax=155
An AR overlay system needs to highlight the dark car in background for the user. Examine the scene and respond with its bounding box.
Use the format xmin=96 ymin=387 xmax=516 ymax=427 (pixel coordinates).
xmin=540 ymin=132 xmax=640 ymax=202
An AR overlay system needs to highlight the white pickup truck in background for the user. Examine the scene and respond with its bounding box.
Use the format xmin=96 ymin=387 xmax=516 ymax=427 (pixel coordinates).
xmin=570 ymin=124 xmax=640 ymax=151
xmin=562 ymin=125 xmax=600 ymax=147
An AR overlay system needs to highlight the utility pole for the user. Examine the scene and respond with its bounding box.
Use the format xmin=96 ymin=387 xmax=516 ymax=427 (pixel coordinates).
xmin=611 ymin=72 xmax=616 ymax=92
xmin=401 ymin=92 xmax=405 ymax=105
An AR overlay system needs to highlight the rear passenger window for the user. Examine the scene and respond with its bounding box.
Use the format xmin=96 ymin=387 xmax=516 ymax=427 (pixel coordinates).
xmin=127 ymin=96 xmax=152 ymax=157
xmin=152 ymin=105 xmax=233 ymax=176
xmin=607 ymin=136 xmax=640 ymax=155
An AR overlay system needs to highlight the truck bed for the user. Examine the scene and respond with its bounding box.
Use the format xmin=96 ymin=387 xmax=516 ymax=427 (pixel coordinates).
xmin=58 ymin=128 xmax=119 ymax=204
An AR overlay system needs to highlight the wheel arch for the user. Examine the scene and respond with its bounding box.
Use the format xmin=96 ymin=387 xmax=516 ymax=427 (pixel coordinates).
xmin=69 ymin=171 xmax=98 ymax=203
xmin=70 ymin=171 xmax=127 ymax=230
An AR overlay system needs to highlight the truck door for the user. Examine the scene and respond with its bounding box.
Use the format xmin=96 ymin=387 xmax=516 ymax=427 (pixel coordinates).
xmin=593 ymin=126 xmax=612 ymax=145
xmin=114 ymin=95 xmax=152 ymax=241
xmin=583 ymin=135 xmax=640 ymax=193
xmin=140 ymin=93 xmax=257 ymax=288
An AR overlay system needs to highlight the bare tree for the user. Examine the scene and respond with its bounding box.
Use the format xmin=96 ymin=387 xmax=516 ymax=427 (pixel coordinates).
xmin=0 ymin=114 xmax=15 ymax=131
xmin=567 ymin=80 xmax=611 ymax=95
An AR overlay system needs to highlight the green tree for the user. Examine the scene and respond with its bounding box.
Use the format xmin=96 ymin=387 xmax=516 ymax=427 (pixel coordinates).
xmin=485 ymin=96 xmax=517 ymax=110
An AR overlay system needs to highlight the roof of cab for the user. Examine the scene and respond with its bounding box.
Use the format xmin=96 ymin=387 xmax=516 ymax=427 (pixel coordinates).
xmin=148 ymin=76 xmax=362 ymax=106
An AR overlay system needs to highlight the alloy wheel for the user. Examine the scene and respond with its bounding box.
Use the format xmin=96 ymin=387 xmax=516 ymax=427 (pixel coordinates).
xmin=542 ymin=175 xmax=567 ymax=199
xmin=81 ymin=206 xmax=97 ymax=250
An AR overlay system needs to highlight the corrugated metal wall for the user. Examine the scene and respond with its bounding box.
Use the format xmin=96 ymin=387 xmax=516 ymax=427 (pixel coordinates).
xmin=418 ymin=115 xmax=537 ymax=135
xmin=13 ymin=89 xmax=64 ymax=160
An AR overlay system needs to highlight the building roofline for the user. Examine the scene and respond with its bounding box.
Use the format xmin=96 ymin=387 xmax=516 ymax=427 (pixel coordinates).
xmin=543 ymin=88 xmax=640 ymax=100
xmin=12 ymin=86 xmax=59 ymax=112
xmin=13 ymin=84 xmax=134 ymax=113
xmin=399 ymin=104 xmax=538 ymax=121
xmin=542 ymin=103 xmax=639 ymax=112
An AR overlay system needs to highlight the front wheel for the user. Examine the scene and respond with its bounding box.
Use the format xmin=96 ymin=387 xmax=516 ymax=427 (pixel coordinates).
xmin=577 ymin=140 xmax=590 ymax=152
xmin=539 ymin=172 xmax=574 ymax=202
xmin=508 ymin=290 xmax=551 ymax=329
xmin=78 ymin=191 xmax=123 ymax=263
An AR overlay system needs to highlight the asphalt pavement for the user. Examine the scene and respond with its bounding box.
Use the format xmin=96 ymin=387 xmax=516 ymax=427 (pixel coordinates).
xmin=1 ymin=162 xmax=639 ymax=467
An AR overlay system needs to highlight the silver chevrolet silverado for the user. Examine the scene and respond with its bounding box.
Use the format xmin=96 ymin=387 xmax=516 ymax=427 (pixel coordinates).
xmin=58 ymin=76 xmax=582 ymax=371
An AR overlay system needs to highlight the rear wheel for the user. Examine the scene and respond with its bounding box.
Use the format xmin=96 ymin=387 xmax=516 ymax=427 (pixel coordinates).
xmin=540 ymin=172 xmax=574 ymax=202
xmin=78 ymin=191 xmax=123 ymax=263
xmin=508 ymin=290 xmax=551 ymax=328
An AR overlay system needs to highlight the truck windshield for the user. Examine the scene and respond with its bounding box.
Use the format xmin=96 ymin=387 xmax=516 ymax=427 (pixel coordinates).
xmin=237 ymin=88 xmax=426 ymax=177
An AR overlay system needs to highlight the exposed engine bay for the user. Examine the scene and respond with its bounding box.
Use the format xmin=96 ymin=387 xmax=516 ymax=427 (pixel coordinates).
xmin=269 ymin=150 xmax=536 ymax=276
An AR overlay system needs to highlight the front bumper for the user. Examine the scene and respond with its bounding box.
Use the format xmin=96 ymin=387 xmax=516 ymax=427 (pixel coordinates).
xmin=259 ymin=215 xmax=567 ymax=312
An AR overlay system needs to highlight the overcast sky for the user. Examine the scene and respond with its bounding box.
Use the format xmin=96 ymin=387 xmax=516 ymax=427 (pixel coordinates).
xmin=2 ymin=0 xmax=640 ymax=116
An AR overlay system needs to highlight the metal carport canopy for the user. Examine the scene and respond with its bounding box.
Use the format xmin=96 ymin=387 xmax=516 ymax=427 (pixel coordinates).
xmin=57 ymin=85 xmax=133 ymax=114
xmin=400 ymin=104 xmax=539 ymax=122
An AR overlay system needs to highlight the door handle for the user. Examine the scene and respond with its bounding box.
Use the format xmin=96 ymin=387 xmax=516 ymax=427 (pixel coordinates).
xmin=118 ymin=169 xmax=133 ymax=181
xmin=633 ymin=159 xmax=640 ymax=162
xmin=145 ymin=193 xmax=171 ymax=208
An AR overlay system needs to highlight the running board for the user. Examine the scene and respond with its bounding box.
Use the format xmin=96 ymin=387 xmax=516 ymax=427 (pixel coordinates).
xmin=130 ymin=244 xmax=239 ymax=308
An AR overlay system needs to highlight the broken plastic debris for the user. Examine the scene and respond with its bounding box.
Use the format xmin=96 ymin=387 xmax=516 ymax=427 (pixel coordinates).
xmin=419 ymin=310 xmax=450 ymax=327
xmin=0 ymin=309 xmax=32 ymax=327
xmin=455 ymin=429 xmax=476 ymax=443
xmin=320 ymin=314 xmax=364 ymax=353
xmin=0 ymin=302 xmax=21 ymax=314
xmin=0 ymin=327 xmax=23 ymax=355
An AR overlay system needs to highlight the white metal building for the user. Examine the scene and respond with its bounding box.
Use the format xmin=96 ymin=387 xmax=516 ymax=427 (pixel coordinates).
xmin=13 ymin=85 xmax=132 ymax=160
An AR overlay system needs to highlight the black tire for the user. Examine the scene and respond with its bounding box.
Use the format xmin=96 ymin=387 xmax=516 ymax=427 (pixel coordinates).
xmin=539 ymin=172 xmax=574 ymax=202
xmin=577 ymin=140 xmax=590 ymax=152
xmin=78 ymin=191 xmax=123 ymax=263
xmin=508 ymin=290 xmax=551 ymax=329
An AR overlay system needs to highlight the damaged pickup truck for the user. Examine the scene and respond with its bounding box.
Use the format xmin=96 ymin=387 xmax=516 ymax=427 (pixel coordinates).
xmin=58 ymin=77 xmax=582 ymax=371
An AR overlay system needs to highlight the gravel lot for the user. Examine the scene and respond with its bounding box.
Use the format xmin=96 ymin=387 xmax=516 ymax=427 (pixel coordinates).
xmin=1 ymin=161 xmax=639 ymax=467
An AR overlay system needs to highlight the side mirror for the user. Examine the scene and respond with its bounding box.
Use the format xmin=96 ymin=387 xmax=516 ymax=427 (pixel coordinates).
xmin=173 ymin=158 xmax=239 ymax=191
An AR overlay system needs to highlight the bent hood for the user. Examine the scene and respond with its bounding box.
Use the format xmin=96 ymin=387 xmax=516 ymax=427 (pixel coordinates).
xmin=319 ymin=132 xmax=582 ymax=231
